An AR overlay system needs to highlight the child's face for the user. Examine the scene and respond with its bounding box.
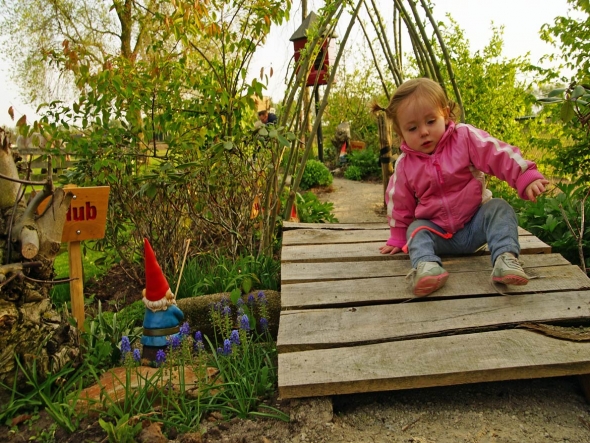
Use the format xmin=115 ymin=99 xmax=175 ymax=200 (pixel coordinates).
xmin=397 ymin=97 xmax=449 ymax=155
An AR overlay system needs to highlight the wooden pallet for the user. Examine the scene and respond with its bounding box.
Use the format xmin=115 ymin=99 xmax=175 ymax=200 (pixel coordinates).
xmin=277 ymin=222 xmax=590 ymax=399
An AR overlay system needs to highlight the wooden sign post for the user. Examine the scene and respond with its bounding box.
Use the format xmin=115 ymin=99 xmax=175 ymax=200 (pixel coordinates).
xmin=58 ymin=185 xmax=110 ymax=329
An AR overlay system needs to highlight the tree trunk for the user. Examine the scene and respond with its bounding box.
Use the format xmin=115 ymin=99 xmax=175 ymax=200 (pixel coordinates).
xmin=0 ymin=134 xmax=78 ymax=403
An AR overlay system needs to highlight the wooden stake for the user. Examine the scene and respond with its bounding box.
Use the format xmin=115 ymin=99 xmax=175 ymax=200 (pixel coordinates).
xmin=175 ymin=239 xmax=191 ymax=296
xmin=68 ymin=240 xmax=85 ymax=329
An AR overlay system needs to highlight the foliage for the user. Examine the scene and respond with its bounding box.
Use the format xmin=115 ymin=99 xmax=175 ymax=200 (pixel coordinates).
xmin=81 ymin=302 xmax=142 ymax=371
xmin=32 ymin=0 xmax=293 ymax=271
xmin=50 ymin=245 xmax=109 ymax=307
xmin=537 ymin=84 xmax=590 ymax=184
xmin=0 ymin=359 xmax=83 ymax=433
xmin=513 ymin=182 xmax=590 ymax=271
xmin=98 ymin=414 xmax=142 ymax=443
xmin=540 ymin=0 xmax=590 ymax=84
xmin=206 ymin=293 xmax=280 ymax=418
xmin=344 ymin=165 xmax=363 ymax=181
xmin=344 ymin=149 xmax=381 ymax=181
xmin=296 ymin=192 xmax=338 ymax=224
xmin=488 ymin=178 xmax=590 ymax=271
xmin=434 ymin=19 xmax=543 ymax=152
xmin=300 ymin=159 xmax=333 ymax=190
xmin=178 ymin=253 xmax=280 ymax=299
xmin=2 ymin=290 xmax=287 ymax=435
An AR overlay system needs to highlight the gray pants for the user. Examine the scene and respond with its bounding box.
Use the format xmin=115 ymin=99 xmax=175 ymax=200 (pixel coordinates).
xmin=406 ymin=199 xmax=520 ymax=268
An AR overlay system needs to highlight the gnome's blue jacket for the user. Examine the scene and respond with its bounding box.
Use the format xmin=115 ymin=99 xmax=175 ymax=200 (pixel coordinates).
xmin=141 ymin=305 xmax=184 ymax=347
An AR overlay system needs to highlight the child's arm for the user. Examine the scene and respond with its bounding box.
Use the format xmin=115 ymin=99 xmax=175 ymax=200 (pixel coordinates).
xmin=382 ymin=158 xmax=415 ymax=254
xmin=463 ymin=125 xmax=546 ymax=200
xmin=525 ymin=178 xmax=550 ymax=202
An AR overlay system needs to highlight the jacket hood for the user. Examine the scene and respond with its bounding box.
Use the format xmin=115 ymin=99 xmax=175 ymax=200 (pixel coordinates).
xmin=399 ymin=121 xmax=456 ymax=157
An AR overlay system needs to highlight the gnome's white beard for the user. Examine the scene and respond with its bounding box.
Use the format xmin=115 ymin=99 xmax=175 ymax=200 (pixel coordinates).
xmin=142 ymin=288 xmax=177 ymax=312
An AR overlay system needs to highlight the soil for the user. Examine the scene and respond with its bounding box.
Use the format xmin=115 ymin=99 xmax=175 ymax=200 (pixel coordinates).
xmin=5 ymin=177 xmax=590 ymax=442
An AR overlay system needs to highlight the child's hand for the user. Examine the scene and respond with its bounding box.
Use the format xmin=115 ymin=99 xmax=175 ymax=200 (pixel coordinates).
xmin=525 ymin=178 xmax=550 ymax=202
xmin=379 ymin=244 xmax=402 ymax=255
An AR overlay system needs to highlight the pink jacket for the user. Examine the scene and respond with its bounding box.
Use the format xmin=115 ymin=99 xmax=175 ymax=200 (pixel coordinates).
xmin=385 ymin=121 xmax=545 ymax=248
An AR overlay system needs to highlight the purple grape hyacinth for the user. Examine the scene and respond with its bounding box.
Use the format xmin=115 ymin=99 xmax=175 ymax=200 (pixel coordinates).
xmin=156 ymin=349 xmax=166 ymax=366
xmin=260 ymin=317 xmax=269 ymax=330
xmin=133 ymin=349 xmax=141 ymax=362
xmin=240 ymin=314 xmax=250 ymax=332
xmin=230 ymin=329 xmax=240 ymax=345
xmin=258 ymin=291 xmax=268 ymax=304
xmin=179 ymin=322 xmax=190 ymax=336
xmin=223 ymin=338 xmax=232 ymax=355
xmin=120 ymin=336 xmax=131 ymax=354
xmin=168 ymin=334 xmax=181 ymax=349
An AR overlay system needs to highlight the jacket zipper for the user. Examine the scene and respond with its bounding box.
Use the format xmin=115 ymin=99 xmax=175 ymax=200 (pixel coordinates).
xmin=432 ymin=156 xmax=456 ymax=232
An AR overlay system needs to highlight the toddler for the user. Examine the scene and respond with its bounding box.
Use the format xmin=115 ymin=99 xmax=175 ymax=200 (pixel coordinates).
xmin=375 ymin=78 xmax=549 ymax=297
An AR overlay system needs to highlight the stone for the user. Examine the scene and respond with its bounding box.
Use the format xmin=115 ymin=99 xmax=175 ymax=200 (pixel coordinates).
xmin=76 ymin=365 xmax=220 ymax=414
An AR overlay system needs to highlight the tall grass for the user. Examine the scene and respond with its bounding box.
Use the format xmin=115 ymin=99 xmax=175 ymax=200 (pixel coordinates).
xmin=176 ymin=253 xmax=280 ymax=298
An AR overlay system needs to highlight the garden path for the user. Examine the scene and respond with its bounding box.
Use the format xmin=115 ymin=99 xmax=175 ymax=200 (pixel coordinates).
xmin=316 ymin=176 xmax=386 ymax=223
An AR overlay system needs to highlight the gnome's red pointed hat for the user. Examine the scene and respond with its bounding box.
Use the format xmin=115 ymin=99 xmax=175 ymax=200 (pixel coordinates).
xmin=144 ymin=238 xmax=170 ymax=301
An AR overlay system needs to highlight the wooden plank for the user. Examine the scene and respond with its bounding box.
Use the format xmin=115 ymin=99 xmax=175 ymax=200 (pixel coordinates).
xmin=283 ymin=228 xmax=390 ymax=246
xmin=283 ymin=222 xmax=386 ymax=231
xmin=281 ymin=235 xmax=550 ymax=263
xmin=280 ymin=264 xmax=590 ymax=309
xmin=281 ymin=253 xmax=569 ymax=284
xmin=277 ymin=289 xmax=590 ymax=352
xmin=282 ymin=227 xmax=532 ymax=246
xmin=278 ymin=329 xmax=590 ymax=398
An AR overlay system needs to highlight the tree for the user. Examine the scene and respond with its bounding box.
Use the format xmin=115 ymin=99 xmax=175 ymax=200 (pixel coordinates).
xmin=431 ymin=19 xmax=542 ymax=152
xmin=0 ymin=0 xmax=169 ymax=104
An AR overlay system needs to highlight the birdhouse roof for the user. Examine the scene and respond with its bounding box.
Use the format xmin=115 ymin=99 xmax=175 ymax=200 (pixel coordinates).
xmin=289 ymin=11 xmax=337 ymax=41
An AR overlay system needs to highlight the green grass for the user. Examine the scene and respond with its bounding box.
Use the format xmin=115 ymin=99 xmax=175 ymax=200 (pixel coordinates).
xmin=50 ymin=243 xmax=108 ymax=307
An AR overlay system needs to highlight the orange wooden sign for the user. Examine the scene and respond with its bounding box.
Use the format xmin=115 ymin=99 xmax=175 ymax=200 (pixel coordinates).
xmin=39 ymin=186 xmax=110 ymax=242
xmin=62 ymin=186 xmax=110 ymax=242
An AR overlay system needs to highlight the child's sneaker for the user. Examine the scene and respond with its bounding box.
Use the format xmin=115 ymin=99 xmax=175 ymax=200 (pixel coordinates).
xmin=492 ymin=252 xmax=528 ymax=285
xmin=409 ymin=261 xmax=449 ymax=297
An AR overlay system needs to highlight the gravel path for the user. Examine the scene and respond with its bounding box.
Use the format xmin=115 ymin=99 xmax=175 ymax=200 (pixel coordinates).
xmin=316 ymin=177 xmax=386 ymax=223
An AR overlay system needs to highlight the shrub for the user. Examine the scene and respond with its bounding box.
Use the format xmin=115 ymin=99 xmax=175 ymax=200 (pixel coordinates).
xmin=346 ymin=149 xmax=381 ymax=180
xmin=296 ymin=192 xmax=338 ymax=223
xmin=344 ymin=165 xmax=363 ymax=181
xmin=300 ymin=159 xmax=333 ymax=190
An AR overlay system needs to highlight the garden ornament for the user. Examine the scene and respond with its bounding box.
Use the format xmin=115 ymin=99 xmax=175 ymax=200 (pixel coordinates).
xmin=140 ymin=238 xmax=184 ymax=361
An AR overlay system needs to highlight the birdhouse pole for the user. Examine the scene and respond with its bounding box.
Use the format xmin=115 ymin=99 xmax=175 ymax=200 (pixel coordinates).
xmin=290 ymin=12 xmax=337 ymax=164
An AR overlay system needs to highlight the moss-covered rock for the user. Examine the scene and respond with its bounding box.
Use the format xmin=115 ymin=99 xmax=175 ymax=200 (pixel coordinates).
xmin=177 ymin=290 xmax=280 ymax=341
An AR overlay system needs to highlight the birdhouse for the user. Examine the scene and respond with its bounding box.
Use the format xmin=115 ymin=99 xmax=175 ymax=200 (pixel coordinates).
xmin=290 ymin=12 xmax=337 ymax=87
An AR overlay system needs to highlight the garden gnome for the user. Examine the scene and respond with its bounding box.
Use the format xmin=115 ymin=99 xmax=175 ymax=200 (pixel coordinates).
xmin=141 ymin=238 xmax=184 ymax=361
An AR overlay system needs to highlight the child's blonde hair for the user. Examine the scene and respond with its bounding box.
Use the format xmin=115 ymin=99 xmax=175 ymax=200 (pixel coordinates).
xmin=372 ymin=78 xmax=459 ymax=136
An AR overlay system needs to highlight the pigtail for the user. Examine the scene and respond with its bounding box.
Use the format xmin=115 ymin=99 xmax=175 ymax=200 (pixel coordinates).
xmin=371 ymin=102 xmax=387 ymax=114
xmin=447 ymin=99 xmax=461 ymax=123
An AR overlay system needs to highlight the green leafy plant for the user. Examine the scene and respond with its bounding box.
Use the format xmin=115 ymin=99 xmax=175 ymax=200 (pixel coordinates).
xmin=82 ymin=301 xmax=142 ymax=370
xmin=300 ymin=159 xmax=333 ymax=190
xmin=514 ymin=182 xmax=590 ymax=273
xmin=206 ymin=293 xmax=286 ymax=420
xmin=345 ymin=149 xmax=381 ymax=181
xmin=0 ymin=359 xmax=84 ymax=433
xmin=98 ymin=414 xmax=142 ymax=443
xmin=344 ymin=165 xmax=363 ymax=181
xmin=177 ymin=253 xmax=280 ymax=298
xmin=296 ymin=192 xmax=338 ymax=223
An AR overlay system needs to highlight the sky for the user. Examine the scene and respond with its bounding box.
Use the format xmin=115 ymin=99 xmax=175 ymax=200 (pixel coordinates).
xmin=0 ymin=0 xmax=573 ymax=128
